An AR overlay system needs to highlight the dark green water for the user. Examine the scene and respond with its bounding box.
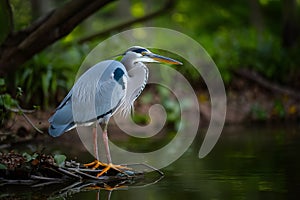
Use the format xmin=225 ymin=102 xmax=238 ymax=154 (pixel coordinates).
xmin=2 ymin=124 xmax=300 ymax=199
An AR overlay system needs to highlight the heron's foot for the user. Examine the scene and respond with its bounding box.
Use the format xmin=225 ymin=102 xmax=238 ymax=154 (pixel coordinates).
xmin=96 ymin=163 xmax=130 ymax=177
xmin=84 ymin=160 xmax=106 ymax=169
xmin=84 ymin=160 xmax=130 ymax=177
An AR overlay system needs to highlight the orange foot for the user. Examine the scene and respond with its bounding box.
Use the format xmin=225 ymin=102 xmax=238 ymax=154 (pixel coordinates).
xmin=84 ymin=160 xmax=130 ymax=177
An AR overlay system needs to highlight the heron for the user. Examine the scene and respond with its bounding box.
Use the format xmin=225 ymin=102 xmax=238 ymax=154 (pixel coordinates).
xmin=48 ymin=46 xmax=182 ymax=176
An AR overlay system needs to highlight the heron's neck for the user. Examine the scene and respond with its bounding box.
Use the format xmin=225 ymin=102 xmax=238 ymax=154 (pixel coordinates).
xmin=121 ymin=56 xmax=134 ymax=71
xmin=120 ymin=55 xmax=149 ymax=78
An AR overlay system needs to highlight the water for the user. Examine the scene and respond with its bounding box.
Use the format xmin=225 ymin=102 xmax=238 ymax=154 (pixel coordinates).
xmin=1 ymin=124 xmax=300 ymax=199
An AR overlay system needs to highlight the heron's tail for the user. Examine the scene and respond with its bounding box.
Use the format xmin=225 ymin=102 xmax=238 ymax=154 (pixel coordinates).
xmin=48 ymin=122 xmax=75 ymax=137
xmin=48 ymin=103 xmax=75 ymax=137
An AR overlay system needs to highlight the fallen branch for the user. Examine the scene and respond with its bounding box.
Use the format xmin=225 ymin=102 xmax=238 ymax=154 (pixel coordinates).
xmin=235 ymin=68 xmax=300 ymax=99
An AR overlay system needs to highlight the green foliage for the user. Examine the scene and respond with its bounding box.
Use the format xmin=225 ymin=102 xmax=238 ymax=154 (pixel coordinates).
xmin=0 ymin=0 xmax=13 ymax=43
xmin=130 ymin=1 xmax=145 ymax=18
xmin=251 ymin=103 xmax=268 ymax=120
xmin=157 ymin=86 xmax=181 ymax=130
xmin=0 ymin=78 xmax=18 ymax=125
xmin=131 ymin=85 xmax=183 ymax=130
xmin=0 ymin=163 xmax=7 ymax=169
xmin=22 ymin=152 xmax=66 ymax=167
xmin=9 ymin=0 xmax=32 ymax=30
xmin=162 ymin=0 xmax=300 ymax=86
xmin=200 ymin=28 xmax=300 ymax=86
xmin=54 ymin=154 xmax=66 ymax=167
xmin=22 ymin=152 xmax=39 ymax=162
xmin=198 ymin=28 xmax=269 ymax=81
xmin=11 ymin=43 xmax=88 ymax=108
xmin=272 ymin=99 xmax=285 ymax=118
xmin=131 ymin=112 xmax=150 ymax=125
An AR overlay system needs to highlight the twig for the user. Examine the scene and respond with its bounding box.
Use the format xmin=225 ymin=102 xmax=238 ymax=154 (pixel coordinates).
xmin=67 ymin=168 xmax=107 ymax=180
xmin=57 ymin=167 xmax=82 ymax=179
xmin=68 ymin=167 xmax=104 ymax=173
xmin=31 ymin=180 xmax=62 ymax=187
xmin=15 ymin=104 xmax=44 ymax=134
xmin=8 ymin=107 xmax=35 ymax=113
xmin=0 ymin=178 xmax=37 ymax=185
xmin=30 ymin=175 xmax=62 ymax=181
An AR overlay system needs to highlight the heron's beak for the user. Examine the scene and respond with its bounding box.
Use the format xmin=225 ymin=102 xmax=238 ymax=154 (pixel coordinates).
xmin=149 ymin=53 xmax=182 ymax=65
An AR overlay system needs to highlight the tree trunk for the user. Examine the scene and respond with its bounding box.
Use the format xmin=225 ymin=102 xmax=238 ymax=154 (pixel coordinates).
xmin=0 ymin=0 xmax=114 ymax=75
xmin=248 ymin=0 xmax=265 ymax=34
xmin=282 ymin=0 xmax=299 ymax=48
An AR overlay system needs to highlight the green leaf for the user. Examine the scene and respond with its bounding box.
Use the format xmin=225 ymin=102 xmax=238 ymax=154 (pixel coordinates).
xmin=1 ymin=93 xmax=17 ymax=109
xmin=130 ymin=1 xmax=145 ymax=18
xmin=16 ymin=87 xmax=23 ymax=98
xmin=33 ymin=105 xmax=41 ymax=110
xmin=22 ymin=152 xmax=32 ymax=162
xmin=0 ymin=78 xmax=5 ymax=86
xmin=0 ymin=163 xmax=7 ymax=169
xmin=54 ymin=154 xmax=66 ymax=167
xmin=31 ymin=153 xmax=39 ymax=160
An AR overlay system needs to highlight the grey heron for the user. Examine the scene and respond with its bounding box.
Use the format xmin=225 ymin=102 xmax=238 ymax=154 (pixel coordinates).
xmin=48 ymin=46 xmax=182 ymax=176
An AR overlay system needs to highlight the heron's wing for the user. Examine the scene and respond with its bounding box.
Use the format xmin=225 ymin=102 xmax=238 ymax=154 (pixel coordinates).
xmin=95 ymin=76 xmax=127 ymax=120
xmin=48 ymin=60 xmax=127 ymax=136
xmin=48 ymin=88 xmax=75 ymax=137
xmin=48 ymin=98 xmax=75 ymax=137
xmin=72 ymin=60 xmax=128 ymax=123
xmin=56 ymin=89 xmax=72 ymax=110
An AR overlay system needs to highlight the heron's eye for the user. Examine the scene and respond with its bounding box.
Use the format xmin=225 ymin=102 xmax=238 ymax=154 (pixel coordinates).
xmin=131 ymin=48 xmax=147 ymax=54
xmin=141 ymin=51 xmax=147 ymax=56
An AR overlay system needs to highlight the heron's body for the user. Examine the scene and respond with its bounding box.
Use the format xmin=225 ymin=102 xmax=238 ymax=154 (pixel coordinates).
xmin=48 ymin=60 xmax=129 ymax=137
xmin=48 ymin=46 xmax=181 ymax=175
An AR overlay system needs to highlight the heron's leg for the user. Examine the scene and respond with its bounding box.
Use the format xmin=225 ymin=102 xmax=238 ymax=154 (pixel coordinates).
xmin=86 ymin=122 xmax=130 ymax=177
xmin=93 ymin=123 xmax=100 ymax=161
xmin=95 ymin=122 xmax=131 ymax=177
xmin=102 ymin=122 xmax=112 ymax=164
xmin=84 ymin=123 xmax=104 ymax=169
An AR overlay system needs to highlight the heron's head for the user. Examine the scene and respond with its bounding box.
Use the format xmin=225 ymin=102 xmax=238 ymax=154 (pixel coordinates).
xmin=123 ymin=46 xmax=182 ymax=65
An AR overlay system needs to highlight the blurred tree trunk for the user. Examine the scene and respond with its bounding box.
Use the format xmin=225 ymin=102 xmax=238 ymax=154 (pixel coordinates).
xmin=0 ymin=0 xmax=114 ymax=75
xmin=115 ymin=0 xmax=130 ymax=18
xmin=282 ymin=0 xmax=299 ymax=48
xmin=30 ymin=0 xmax=53 ymax=20
xmin=0 ymin=0 xmax=13 ymax=44
xmin=248 ymin=0 xmax=265 ymax=34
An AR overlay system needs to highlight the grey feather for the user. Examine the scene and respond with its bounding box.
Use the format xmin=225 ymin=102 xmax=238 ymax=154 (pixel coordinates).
xmin=48 ymin=60 xmax=128 ymax=137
